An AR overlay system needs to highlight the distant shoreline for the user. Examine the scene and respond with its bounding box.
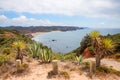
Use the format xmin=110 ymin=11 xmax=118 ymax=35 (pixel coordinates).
xmin=31 ymin=30 xmax=60 ymax=37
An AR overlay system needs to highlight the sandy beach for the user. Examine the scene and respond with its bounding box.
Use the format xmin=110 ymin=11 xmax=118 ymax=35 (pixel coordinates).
xmin=31 ymin=31 xmax=60 ymax=37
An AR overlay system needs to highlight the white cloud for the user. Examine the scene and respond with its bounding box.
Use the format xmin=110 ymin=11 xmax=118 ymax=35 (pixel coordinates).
xmin=0 ymin=0 xmax=119 ymax=18
xmin=99 ymin=22 xmax=105 ymax=26
xmin=0 ymin=15 xmax=62 ymax=26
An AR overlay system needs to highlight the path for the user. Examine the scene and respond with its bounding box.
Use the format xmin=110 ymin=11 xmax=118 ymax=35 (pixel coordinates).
xmin=84 ymin=58 xmax=120 ymax=71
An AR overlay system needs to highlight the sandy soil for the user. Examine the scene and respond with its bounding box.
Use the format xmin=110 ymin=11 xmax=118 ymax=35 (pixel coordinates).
xmin=84 ymin=58 xmax=120 ymax=71
xmin=3 ymin=58 xmax=120 ymax=80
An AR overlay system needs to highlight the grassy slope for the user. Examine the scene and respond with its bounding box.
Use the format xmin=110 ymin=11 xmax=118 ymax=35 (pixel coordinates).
xmin=0 ymin=29 xmax=33 ymax=48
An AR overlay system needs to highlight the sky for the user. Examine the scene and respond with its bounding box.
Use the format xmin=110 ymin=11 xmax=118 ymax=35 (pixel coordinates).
xmin=0 ymin=0 xmax=120 ymax=28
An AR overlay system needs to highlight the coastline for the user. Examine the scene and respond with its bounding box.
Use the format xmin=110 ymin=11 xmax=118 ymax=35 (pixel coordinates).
xmin=31 ymin=30 xmax=60 ymax=37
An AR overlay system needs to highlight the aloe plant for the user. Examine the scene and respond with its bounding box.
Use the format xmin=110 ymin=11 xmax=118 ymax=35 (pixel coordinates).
xmin=76 ymin=55 xmax=83 ymax=65
xmin=28 ymin=42 xmax=39 ymax=58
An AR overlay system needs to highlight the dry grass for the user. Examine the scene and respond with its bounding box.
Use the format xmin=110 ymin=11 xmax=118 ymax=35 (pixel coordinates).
xmin=60 ymin=71 xmax=70 ymax=80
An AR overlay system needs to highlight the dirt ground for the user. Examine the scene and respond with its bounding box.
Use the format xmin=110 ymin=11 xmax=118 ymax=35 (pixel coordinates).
xmin=1 ymin=58 xmax=120 ymax=80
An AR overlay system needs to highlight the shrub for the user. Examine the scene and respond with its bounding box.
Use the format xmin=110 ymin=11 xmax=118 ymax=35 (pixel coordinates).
xmin=47 ymin=70 xmax=57 ymax=78
xmin=53 ymin=53 xmax=64 ymax=60
xmin=0 ymin=54 xmax=9 ymax=66
xmin=69 ymin=67 xmax=76 ymax=71
xmin=107 ymin=53 xmax=120 ymax=62
xmin=87 ymin=46 xmax=95 ymax=55
xmin=60 ymin=71 xmax=70 ymax=79
xmin=76 ymin=55 xmax=83 ymax=65
xmin=64 ymin=53 xmax=76 ymax=61
xmin=80 ymin=62 xmax=90 ymax=70
xmin=2 ymin=48 xmax=11 ymax=55
xmin=0 ymin=29 xmax=5 ymax=34
xmin=96 ymin=66 xmax=120 ymax=76
xmin=17 ymin=63 xmax=29 ymax=73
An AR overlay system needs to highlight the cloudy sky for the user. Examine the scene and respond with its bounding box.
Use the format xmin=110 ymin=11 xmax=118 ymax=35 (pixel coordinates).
xmin=0 ymin=0 xmax=120 ymax=28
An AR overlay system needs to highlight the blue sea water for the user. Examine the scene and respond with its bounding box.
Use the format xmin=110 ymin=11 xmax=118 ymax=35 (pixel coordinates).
xmin=33 ymin=28 xmax=120 ymax=53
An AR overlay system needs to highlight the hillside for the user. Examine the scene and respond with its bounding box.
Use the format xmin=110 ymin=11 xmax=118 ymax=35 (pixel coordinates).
xmin=0 ymin=28 xmax=33 ymax=48
xmin=0 ymin=26 xmax=84 ymax=34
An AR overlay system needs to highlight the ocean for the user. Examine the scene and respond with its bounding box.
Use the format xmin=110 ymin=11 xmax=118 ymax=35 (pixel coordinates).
xmin=33 ymin=28 xmax=120 ymax=53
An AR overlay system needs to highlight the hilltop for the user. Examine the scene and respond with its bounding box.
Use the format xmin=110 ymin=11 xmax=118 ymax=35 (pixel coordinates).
xmin=0 ymin=26 xmax=85 ymax=34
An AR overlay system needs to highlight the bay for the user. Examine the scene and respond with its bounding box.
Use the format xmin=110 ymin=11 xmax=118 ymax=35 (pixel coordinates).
xmin=33 ymin=28 xmax=120 ymax=53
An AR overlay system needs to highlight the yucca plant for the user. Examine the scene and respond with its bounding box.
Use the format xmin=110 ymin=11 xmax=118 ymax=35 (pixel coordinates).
xmin=101 ymin=38 xmax=115 ymax=56
xmin=89 ymin=31 xmax=115 ymax=67
xmin=39 ymin=48 xmax=52 ymax=63
xmin=76 ymin=55 xmax=83 ymax=65
xmin=12 ymin=40 xmax=26 ymax=63
xmin=89 ymin=31 xmax=101 ymax=67
xmin=27 ymin=42 xmax=39 ymax=58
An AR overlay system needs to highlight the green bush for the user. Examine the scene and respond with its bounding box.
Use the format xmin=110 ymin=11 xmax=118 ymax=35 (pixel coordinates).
xmin=64 ymin=53 xmax=76 ymax=61
xmin=97 ymin=66 xmax=120 ymax=76
xmin=107 ymin=53 xmax=120 ymax=62
xmin=0 ymin=29 xmax=5 ymax=34
xmin=0 ymin=54 xmax=9 ymax=66
xmin=87 ymin=46 xmax=95 ymax=55
xmin=53 ymin=53 xmax=64 ymax=60
xmin=80 ymin=62 xmax=90 ymax=70
xmin=2 ymin=48 xmax=11 ymax=55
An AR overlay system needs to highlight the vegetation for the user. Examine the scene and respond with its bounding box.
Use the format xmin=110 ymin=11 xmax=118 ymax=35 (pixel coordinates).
xmin=2 ymin=48 xmax=11 ymax=55
xmin=53 ymin=52 xmax=76 ymax=61
xmin=107 ymin=52 xmax=120 ymax=62
xmin=28 ymin=42 xmax=53 ymax=63
xmin=0 ymin=26 xmax=83 ymax=34
xmin=16 ymin=63 xmax=29 ymax=73
xmin=76 ymin=55 xmax=83 ymax=65
xmin=105 ymin=33 xmax=120 ymax=52
xmin=0 ymin=28 xmax=120 ymax=79
xmin=27 ymin=42 xmax=40 ymax=58
xmin=60 ymin=71 xmax=70 ymax=79
xmin=96 ymin=66 xmax=120 ymax=76
xmin=38 ymin=48 xmax=53 ymax=63
xmin=0 ymin=29 xmax=32 ymax=78
xmin=0 ymin=29 xmax=33 ymax=48
xmin=74 ymin=31 xmax=118 ymax=68
xmin=73 ymin=34 xmax=92 ymax=56
xmin=0 ymin=54 xmax=10 ymax=66
xmin=89 ymin=31 xmax=115 ymax=67
xmin=74 ymin=33 xmax=120 ymax=55
xmin=64 ymin=52 xmax=76 ymax=61
xmin=12 ymin=41 xmax=26 ymax=63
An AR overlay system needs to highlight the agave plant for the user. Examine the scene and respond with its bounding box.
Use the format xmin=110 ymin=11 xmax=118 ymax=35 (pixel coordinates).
xmin=28 ymin=42 xmax=39 ymax=58
xmin=38 ymin=48 xmax=52 ymax=63
xmin=76 ymin=55 xmax=83 ymax=65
